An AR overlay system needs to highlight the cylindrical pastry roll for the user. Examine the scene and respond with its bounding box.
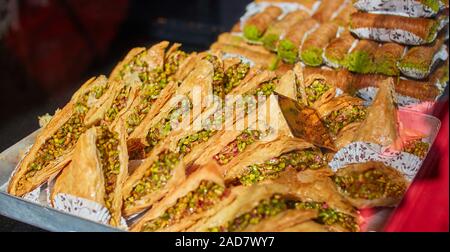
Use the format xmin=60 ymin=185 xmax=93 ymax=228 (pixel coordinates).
xmin=374 ymin=42 xmax=405 ymax=76
xmin=324 ymin=31 xmax=358 ymax=68
xmin=277 ymin=18 xmax=320 ymax=64
xmin=352 ymin=0 xmax=444 ymax=18
xmin=345 ymin=39 xmax=379 ymax=74
xmin=312 ymin=0 xmax=346 ymax=23
xmin=261 ymin=10 xmax=310 ymax=51
xmin=8 ymin=75 xmax=111 ymax=196
xmin=51 ymin=123 xmax=128 ymax=227
xmin=332 ymin=2 xmax=357 ymax=26
xmin=243 ymin=6 xmax=283 ymax=41
xmin=333 ymin=162 xmax=409 ymax=208
xmin=301 ymin=22 xmax=339 ymax=66
xmin=398 ymin=32 xmax=448 ymax=79
xmin=350 ymin=12 xmax=445 ymax=45
xmin=210 ymin=42 xmax=280 ymax=70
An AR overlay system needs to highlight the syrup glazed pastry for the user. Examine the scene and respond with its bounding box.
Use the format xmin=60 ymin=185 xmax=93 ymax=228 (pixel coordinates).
xmin=261 ymin=9 xmax=310 ymax=51
xmin=324 ymin=30 xmax=358 ymax=69
xmin=130 ymin=165 xmax=236 ymax=232
xmin=312 ymin=0 xmax=346 ymax=23
xmin=221 ymin=136 xmax=327 ymax=187
xmin=8 ymin=76 xmax=111 ymax=196
xmin=333 ymin=161 xmax=409 ymax=208
xmin=315 ymin=94 xmax=368 ymax=140
xmin=300 ymin=22 xmax=340 ymax=66
xmin=336 ymin=77 xmax=400 ymax=149
xmin=189 ymin=171 xmax=360 ymax=232
xmin=243 ymin=6 xmax=283 ymax=42
xmin=349 ymin=12 xmax=448 ymax=45
xmin=51 ymin=123 xmax=128 ymax=227
xmin=95 ymin=41 xmax=195 ymax=134
xmin=398 ymin=31 xmax=448 ymax=79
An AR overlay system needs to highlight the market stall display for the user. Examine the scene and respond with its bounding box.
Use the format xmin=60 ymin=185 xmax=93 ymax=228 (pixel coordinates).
xmin=0 ymin=0 xmax=448 ymax=232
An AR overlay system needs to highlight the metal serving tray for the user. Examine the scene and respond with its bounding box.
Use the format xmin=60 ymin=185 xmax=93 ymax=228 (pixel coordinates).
xmin=0 ymin=109 xmax=442 ymax=232
xmin=0 ymin=131 xmax=120 ymax=232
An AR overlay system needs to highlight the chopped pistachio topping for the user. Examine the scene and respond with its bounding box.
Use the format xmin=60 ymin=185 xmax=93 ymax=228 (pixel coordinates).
xmin=210 ymin=194 xmax=358 ymax=232
xmin=24 ymin=112 xmax=87 ymax=180
xmin=238 ymin=149 xmax=326 ymax=186
xmin=145 ymin=101 xmax=190 ymax=153
xmin=125 ymin=50 xmax=188 ymax=134
xmin=403 ymin=140 xmax=430 ymax=159
xmin=243 ymin=25 xmax=262 ymax=41
xmin=141 ymin=181 xmax=225 ymax=232
xmin=224 ymin=63 xmax=250 ymax=95
xmin=206 ymin=55 xmax=226 ymax=99
xmin=323 ymin=105 xmax=367 ymax=136
xmin=262 ymin=33 xmax=280 ymax=51
xmin=304 ymin=79 xmax=331 ymax=106
xmin=125 ymin=150 xmax=181 ymax=208
xmin=214 ymin=129 xmax=263 ymax=165
xmin=345 ymin=51 xmax=376 ymax=74
xmin=277 ymin=39 xmax=298 ymax=64
xmin=252 ymin=78 xmax=277 ymax=97
xmin=333 ymin=168 xmax=407 ymax=200
xmin=177 ymin=129 xmax=217 ymax=156
xmin=96 ymin=127 xmax=121 ymax=211
xmin=301 ymin=47 xmax=324 ymax=67
xmin=105 ymin=87 xmax=129 ymax=123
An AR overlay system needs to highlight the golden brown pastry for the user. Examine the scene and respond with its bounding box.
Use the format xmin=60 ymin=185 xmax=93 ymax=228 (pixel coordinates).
xmin=8 ymin=76 xmax=110 ymax=196
xmin=51 ymin=122 xmax=128 ymax=227
xmin=333 ymin=162 xmax=409 ymax=208
xmin=131 ymin=165 xmax=235 ymax=232
xmin=189 ymin=172 xmax=359 ymax=232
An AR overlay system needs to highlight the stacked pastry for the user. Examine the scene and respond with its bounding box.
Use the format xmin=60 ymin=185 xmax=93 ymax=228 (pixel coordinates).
xmin=5 ymin=2 xmax=445 ymax=233
xmin=211 ymin=0 xmax=449 ymax=111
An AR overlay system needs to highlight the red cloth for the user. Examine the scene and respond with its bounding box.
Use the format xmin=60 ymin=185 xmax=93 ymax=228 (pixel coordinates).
xmin=384 ymin=101 xmax=449 ymax=232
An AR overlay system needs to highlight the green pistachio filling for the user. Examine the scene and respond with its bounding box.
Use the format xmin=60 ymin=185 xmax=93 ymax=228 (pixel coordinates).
xmin=141 ymin=181 xmax=225 ymax=232
xmin=398 ymin=60 xmax=429 ymax=75
xmin=301 ymin=47 xmax=324 ymax=67
xmin=403 ymin=140 xmax=430 ymax=159
xmin=96 ymin=127 xmax=121 ymax=210
xmin=244 ymin=25 xmax=262 ymax=41
xmin=104 ymin=87 xmax=130 ymax=123
xmin=209 ymin=194 xmax=358 ymax=232
xmin=277 ymin=39 xmax=298 ymax=64
xmin=125 ymin=150 xmax=181 ymax=208
xmin=253 ymin=79 xmax=277 ymax=97
xmin=145 ymin=101 xmax=189 ymax=154
xmin=223 ymin=62 xmax=250 ymax=95
xmin=214 ymin=129 xmax=263 ymax=165
xmin=177 ymin=129 xmax=217 ymax=156
xmin=333 ymin=168 xmax=407 ymax=200
xmin=126 ymin=50 xmax=188 ymax=134
xmin=23 ymin=112 xmax=87 ymax=181
xmin=206 ymin=55 xmax=226 ymax=99
xmin=304 ymin=80 xmax=331 ymax=106
xmin=421 ymin=0 xmax=441 ymax=12
xmin=262 ymin=33 xmax=280 ymax=51
xmin=238 ymin=149 xmax=326 ymax=186
xmin=345 ymin=51 xmax=376 ymax=74
xmin=376 ymin=58 xmax=400 ymax=76
xmin=323 ymin=105 xmax=368 ymax=136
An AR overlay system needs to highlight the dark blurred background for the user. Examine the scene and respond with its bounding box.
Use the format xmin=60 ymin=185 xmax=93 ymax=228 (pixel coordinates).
xmin=0 ymin=0 xmax=251 ymax=232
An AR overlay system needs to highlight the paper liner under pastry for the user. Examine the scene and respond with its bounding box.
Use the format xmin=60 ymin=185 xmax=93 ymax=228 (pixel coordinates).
xmin=356 ymin=86 xmax=445 ymax=114
xmin=353 ymin=0 xmax=444 ymax=18
xmin=52 ymin=193 xmax=128 ymax=230
xmin=329 ymin=141 xmax=424 ymax=181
